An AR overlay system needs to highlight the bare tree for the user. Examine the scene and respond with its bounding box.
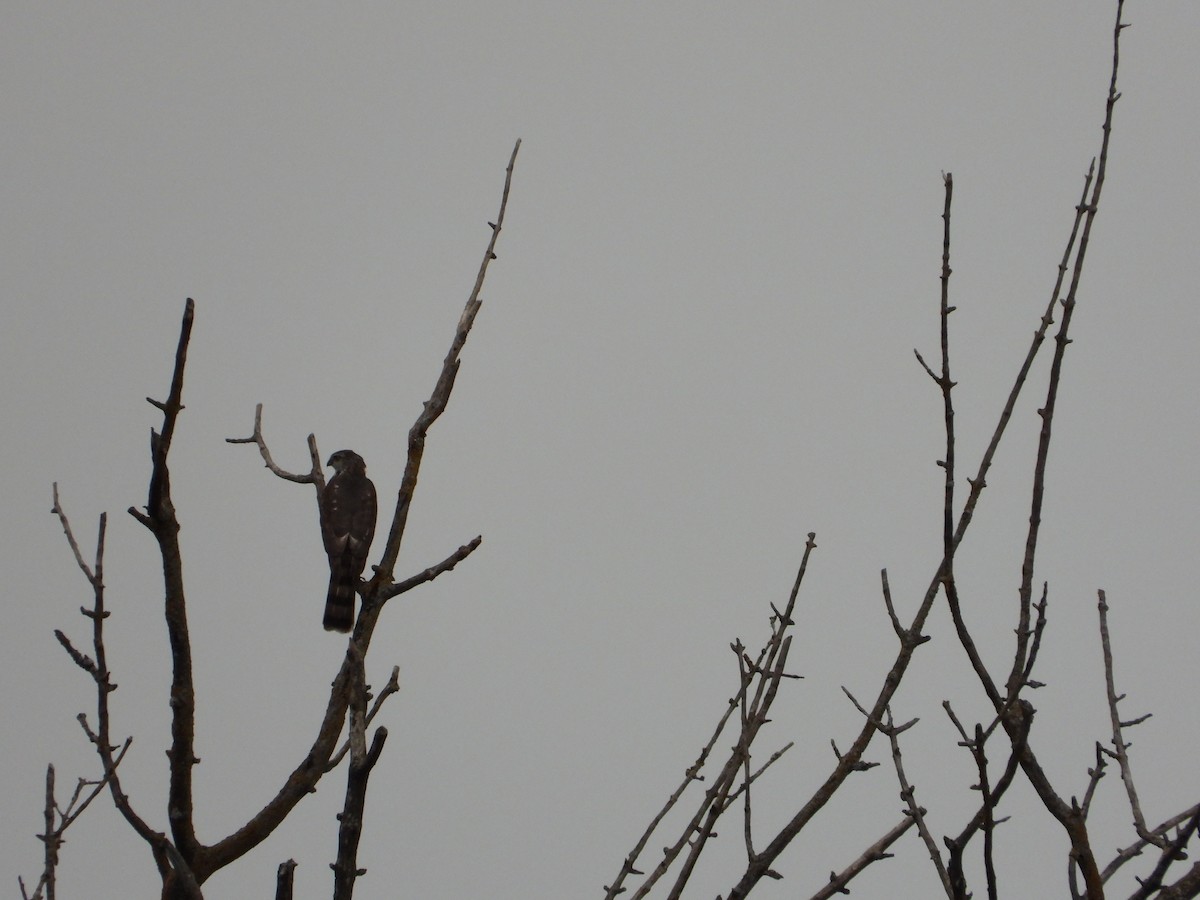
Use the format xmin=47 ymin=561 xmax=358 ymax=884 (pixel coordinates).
xmin=21 ymin=4 xmax=1196 ymax=900
xmin=24 ymin=141 xmax=520 ymax=900
xmin=605 ymin=4 xmax=1199 ymax=898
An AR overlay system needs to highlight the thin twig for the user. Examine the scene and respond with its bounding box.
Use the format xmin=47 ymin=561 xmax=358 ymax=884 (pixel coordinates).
xmin=1097 ymin=590 xmax=1161 ymax=847
xmin=368 ymin=139 xmax=521 ymax=597
xmin=328 ymin=667 xmax=401 ymax=770
xmin=883 ymin=708 xmax=952 ymax=897
xmin=1125 ymin=808 xmax=1200 ymax=900
xmin=1101 ymin=803 xmax=1200 ymax=883
xmin=610 ymin=535 xmax=817 ymax=900
xmin=225 ymin=403 xmax=323 ymax=486
xmin=808 ymin=816 xmax=917 ymax=900
xmin=52 ymin=486 xmax=181 ymax=886
xmin=379 ymin=536 xmax=483 ymax=602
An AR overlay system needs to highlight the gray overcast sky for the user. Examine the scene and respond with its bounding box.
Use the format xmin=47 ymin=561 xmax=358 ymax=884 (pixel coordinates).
xmin=3 ymin=3 xmax=1198 ymax=898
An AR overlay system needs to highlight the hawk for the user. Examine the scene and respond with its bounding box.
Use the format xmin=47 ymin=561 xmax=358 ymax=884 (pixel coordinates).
xmin=320 ymin=449 xmax=377 ymax=632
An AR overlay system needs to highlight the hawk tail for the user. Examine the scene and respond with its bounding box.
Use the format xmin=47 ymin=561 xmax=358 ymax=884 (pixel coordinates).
xmin=324 ymin=572 xmax=356 ymax=633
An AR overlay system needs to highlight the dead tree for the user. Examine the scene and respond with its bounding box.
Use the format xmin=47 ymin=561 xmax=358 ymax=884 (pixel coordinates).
xmin=605 ymin=4 xmax=1198 ymax=899
xmin=25 ymin=141 xmax=520 ymax=900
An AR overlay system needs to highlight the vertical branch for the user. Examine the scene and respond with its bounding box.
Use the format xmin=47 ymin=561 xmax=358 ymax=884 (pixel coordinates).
xmin=275 ymin=860 xmax=297 ymax=900
xmin=43 ymin=766 xmax=57 ymax=900
xmin=938 ymin=171 xmax=956 ymax=556
xmin=737 ymin=650 xmax=756 ymax=861
xmin=971 ymin=724 xmax=999 ymax=900
xmin=128 ymin=299 xmax=202 ymax=870
xmin=331 ymin=654 xmax=389 ymax=900
xmin=1002 ymin=151 xmax=1090 ymax=698
xmin=883 ymin=709 xmax=953 ymax=898
xmin=39 ymin=765 xmax=57 ymax=900
xmin=1097 ymin=591 xmax=1157 ymax=844
xmin=926 ymin=170 xmax=1005 ymax=709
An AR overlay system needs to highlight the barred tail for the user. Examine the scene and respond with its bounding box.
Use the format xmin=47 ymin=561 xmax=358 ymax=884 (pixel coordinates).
xmin=324 ymin=572 xmax=356 ymax=632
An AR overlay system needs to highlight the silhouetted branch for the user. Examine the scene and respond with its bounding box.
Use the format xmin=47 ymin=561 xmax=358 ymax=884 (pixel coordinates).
xmin=369 ymin=138 xmax=522 ymax=595
xmin=1101 ymin=803 xmax=1200 ymax=884
xmin=1097 ymin=590 xmax=1161 ymax=847
xmin=380 ymin=536 xmax=484 ymax=602
xmin=225 ymin=403 xmax=324 ymax=487
xmin=331 ymin=651 xmax=390 ymax=900
xmin=808 ymin=815 xmax=917 ymax=900
xmin=18 ymin=756 xmax=131 ymax=900
xmin=1126 ymin=809 xmax=1200 ymax=900
xmin=328 ymin=667 xmax=400 ymax=771
xmin=51 ymin=486 xmax=177 ymax=883
xmin=882 ymin=708 xmax=951 ymax=897
xmin=605 ymin=535 xmax=816 ymax=900
xmin=943 ymin=710 xmax=1025 ymax=900
xmin=275 ymin=860 xmax=297 ymax=900
xmin=126 ymin=299 xmax=204 ymax=879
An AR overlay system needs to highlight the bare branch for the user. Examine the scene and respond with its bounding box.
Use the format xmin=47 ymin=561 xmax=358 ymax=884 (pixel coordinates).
xmin=807 ymin=815 xmax=917 ymax=900
xmin=719 ymin=742 xmax=795 ymax=813
xmin=1097 ymin=590 xmax=1162 ymax=848
xmin=331 ymin=651 xmax=390 ymax=899
xmin=607 ymin=535 xmax=817 ymax=900
xmin=935 ymin=171 xmax=957 ymax=562
xmin=1126 ymin=808 xmax=1200 ymax=900
xmin=604 ymin=684 xmax=744 ymax=899
xmin=275 ymin=860 xmax=297 ymax=900
xmin=51 ymin=485 xmax=179 ymax=884
xmin=1157 ymin=863 xmax=1200 ymax=900
xmin=379 ymin=536 xmax=484 ymax=603
xmin=1080 ymin=743 xmax=1108 ymax=821
xmin=370 ymin=139 xmax=521 ymax=592
xmin=20 ymin=746 xmax=137 ymax=900
xmin=225 ymin=403 xmax=323 ymax=486
xmin=328 ymin=667 xmax=401 ymax=771
xmin=883 ymin=709 xmax=952 ymax=897
xmin=1101 ymin=803 xmax=1200 ymax=883
xmin=125 ymin=300 xmax=206 ymax=874
xmin=50 ymin=485 xmax=101 ymax=587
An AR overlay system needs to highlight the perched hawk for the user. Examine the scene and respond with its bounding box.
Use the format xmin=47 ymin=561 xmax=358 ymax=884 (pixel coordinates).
xmin=320 ymin=449 xmax=377 ymax=632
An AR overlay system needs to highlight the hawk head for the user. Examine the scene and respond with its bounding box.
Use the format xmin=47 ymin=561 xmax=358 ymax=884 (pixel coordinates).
xmin=327 ymin=449 xmax=366 ymax=476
